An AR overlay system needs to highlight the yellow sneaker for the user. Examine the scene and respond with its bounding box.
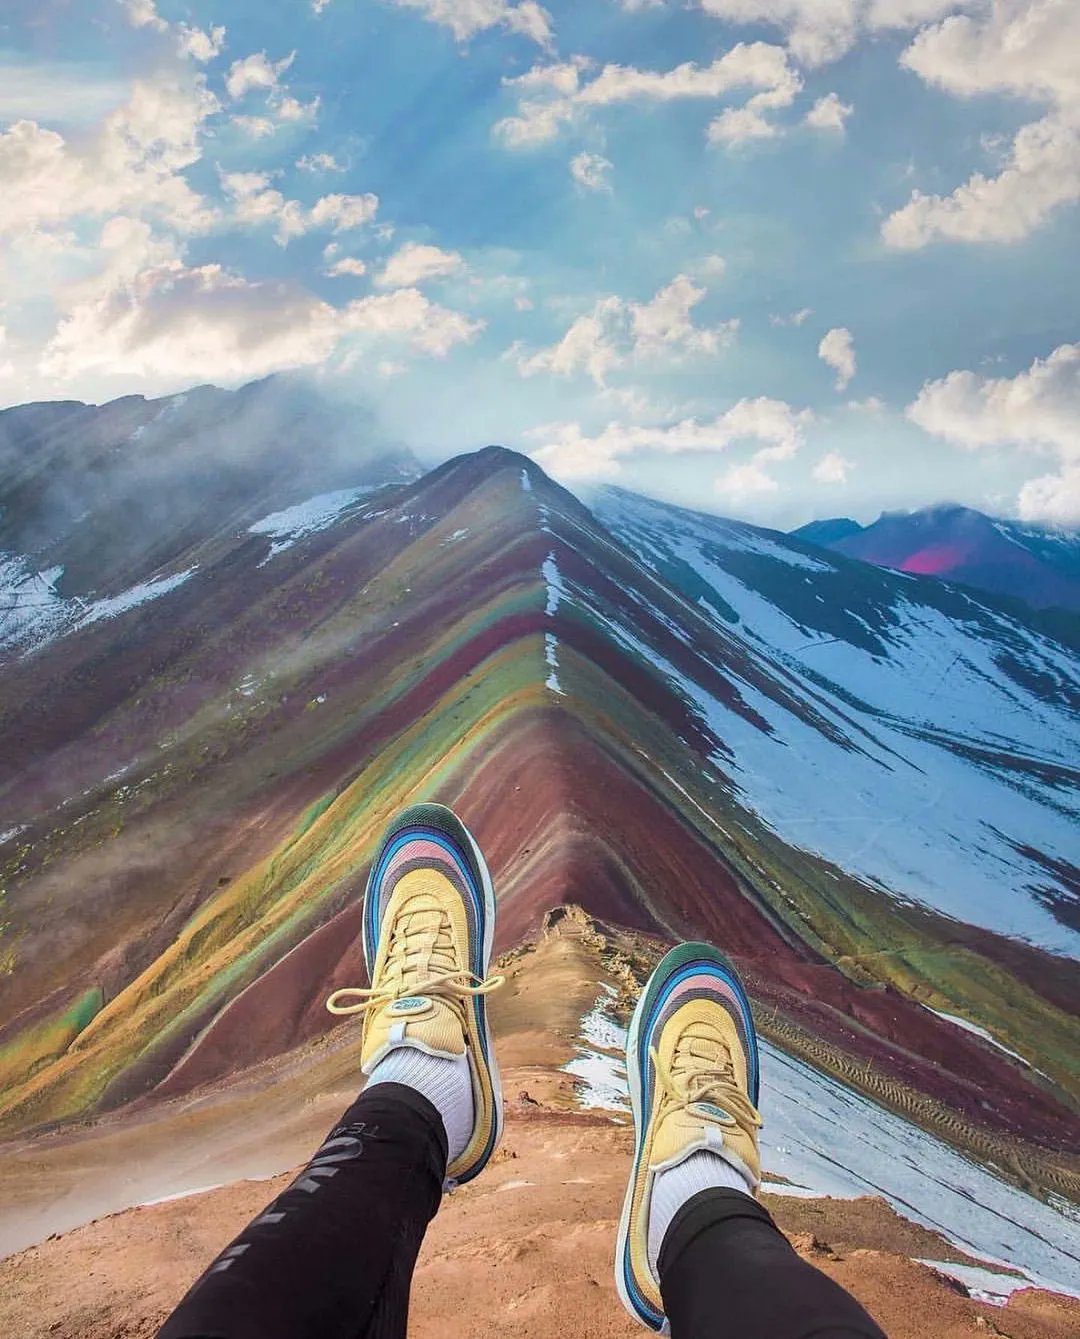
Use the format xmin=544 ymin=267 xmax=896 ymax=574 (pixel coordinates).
xmin=615 ymin=943 xmax=763 ymax=1331
xmin=326 ymin=803 xmax=503 ymax=1187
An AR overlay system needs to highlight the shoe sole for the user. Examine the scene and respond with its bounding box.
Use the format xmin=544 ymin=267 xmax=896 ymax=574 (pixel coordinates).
xmin=614 ymin=942 xmax=759 ymax=1332
xmin=363 ymin=802 xmax=503 ymax=1187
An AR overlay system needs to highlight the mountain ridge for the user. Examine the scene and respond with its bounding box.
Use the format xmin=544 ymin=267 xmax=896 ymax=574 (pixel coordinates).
xmin=0 ymin=440 xmax=1076 ymax=1212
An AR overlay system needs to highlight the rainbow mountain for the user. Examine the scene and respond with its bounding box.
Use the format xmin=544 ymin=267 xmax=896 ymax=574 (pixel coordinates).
xmin=0 ymin=380 xmax=1077 ymax=1205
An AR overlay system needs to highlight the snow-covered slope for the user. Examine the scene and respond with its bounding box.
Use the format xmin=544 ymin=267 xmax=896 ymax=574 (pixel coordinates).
xmin=592 ymin=488 xmax=1080 ymax=956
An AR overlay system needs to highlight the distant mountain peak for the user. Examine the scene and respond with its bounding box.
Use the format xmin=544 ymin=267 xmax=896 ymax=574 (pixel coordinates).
xmin=791 ymin=517 xmax=863 ymax=547
xmin=792 ymin=504 xmax=1080 ymax=612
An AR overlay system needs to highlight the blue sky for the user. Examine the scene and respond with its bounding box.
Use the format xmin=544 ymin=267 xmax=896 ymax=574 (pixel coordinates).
xmin=1 ymin=0 xmax=1078 ymax=527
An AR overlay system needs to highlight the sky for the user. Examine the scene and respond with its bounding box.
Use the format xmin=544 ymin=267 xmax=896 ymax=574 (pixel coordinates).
xmin=1 ymin=0 xmax=1078 ymax=529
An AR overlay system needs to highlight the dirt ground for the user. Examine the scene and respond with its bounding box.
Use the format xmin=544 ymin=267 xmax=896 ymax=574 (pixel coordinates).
xmin=1 ymin=919 xmax=1077 ymax=1338
xmin=3 ymin=1111 xmax=1078 ymax=1339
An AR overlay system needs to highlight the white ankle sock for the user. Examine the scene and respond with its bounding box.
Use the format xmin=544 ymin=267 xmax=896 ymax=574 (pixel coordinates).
xmin=647 ymin=1150 xmax=754 ymax=1274
xmin=365 ymin=1047 xmax=474 ymax=1166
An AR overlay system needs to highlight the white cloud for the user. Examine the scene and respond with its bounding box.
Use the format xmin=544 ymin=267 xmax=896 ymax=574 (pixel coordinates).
xmin=1016 ymin=469 xmax=1080 ymax=526
xmin=123 ymin=0 xmax=168 ymax=32
xmin=35 ymin=248 xmax=482 ymax=394
xmin=695 ymin=0 xmax=969 ymax=68
xmin=907 ymin=342 xmax=1080 ymax=523
xmin=65 ymin=215 xmax=181 ymax=304
xmin=518 ymin=275 xmax=736 ymax=385
xmin=882 ymin=113 xmax=1080 ymax=247
xmin=506 ymin=1 xmax=555 ymax=45
xmin=901 ymin=1 xmax=1079 ymax=107
xmin=884 ymin=1 xmax=1080 ymax=248
xmin=392 ymin=0 xmax=554 ymax=47
xmin=344 ymin=288 xmax=484 ymax=356
xmin=177 ymin=23 xmax=226 ymax=62
xmin=514 ymin=295 xmax=535 ymax=311
xmin=298 ymin=152 xmax=345 ymax=172
xmin=232 ymin=115 xmax=275 ymax=138
xmin=221 ymin=173 xmax=379 ymax=246
xmin=0 ymin=77 xmax=219 ymax=238
xmin=494 ymin=62 xmax=587 ymax=147
xmin=517 ymin=299 xmax=625 ymax=384
xmin=700 ymin=254 xmax=727 ymax=276
xmin=770 ymin=307 xmax=812 ymax=326
xmin=630 ymin=274 xmax=732 ymax=356
xmin=579 ymin=42 xmax=798 ymax=106
xmin=310 ymin=193 xmax=379 ymax=230
xmin=698 ymin=0 xmax=857 ymax=67
xmin=326 ymin=256 xmax=368 ymax=277
xmin=0 ymin=323 xmax=13 ymax=380
xmin=496 ymin=43 xmax=801 ymax=148
xmin=40 ymin=260 xmax=341 ymax=384
xmin=274 ymin=94 xmax=320 ymax=123
xmin=708 ymin=102 xmax=780 ymax=144
xmin=527 ymin=396 xmax=810 ymax=484
xmin=805 ymin=91 xmax=853 ymax=132
xmin=716 ymin=458 xmax=782 ymax=498
xmin=375 ymin=242 xmax=464 ymax=288
xmin=570 ymin=151 xmax=613 ymax=191
xmin=812 ymin=449 xmax=853 ymax=483
xmin=225 ymin=51 xmax=295 ymax=100
xmin=818 ymin=326 xmax=856 ymax=390
xmin=220 ymin=171 xmax=303 ymax=243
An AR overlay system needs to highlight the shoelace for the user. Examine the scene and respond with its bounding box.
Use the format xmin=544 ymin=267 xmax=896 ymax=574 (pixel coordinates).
xmin=325 ymin=902 xmax=503 ymax=1018
xmin=651 ymin=1021 xmax=763 ymax=1135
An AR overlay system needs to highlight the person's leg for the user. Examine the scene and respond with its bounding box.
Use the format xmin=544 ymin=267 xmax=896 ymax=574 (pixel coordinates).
xmin=615 ymin=942 xmax=887 ymax=1338
xmin=158 ymin=1082 xmax=445 ymax=1339
xmin=658 ymin=1187 xmax=886 ymax=1339
xmin=158 ymin=803 xmax=504 ymax=1339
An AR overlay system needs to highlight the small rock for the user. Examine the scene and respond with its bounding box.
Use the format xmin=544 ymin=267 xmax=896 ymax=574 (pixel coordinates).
xmin=789 ymin=1232 xmax=839 ymax=1260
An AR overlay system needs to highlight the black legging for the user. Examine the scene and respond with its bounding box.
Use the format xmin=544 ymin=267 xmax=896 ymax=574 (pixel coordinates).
xmin=158 ymin=1085 xmax=886 ymax=1339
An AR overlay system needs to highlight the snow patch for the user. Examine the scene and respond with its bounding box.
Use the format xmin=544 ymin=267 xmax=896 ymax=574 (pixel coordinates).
xmin=2 ymin=556 xmax=197 ymax=654
xmin=77 ymin=569 xmax=196 ymax=628
xmin=0 ymin=558 xmax=70 ymax=652
xmin=520 ymin=468 xmax=532 ymax=493
xmin=561 ymin=986 xmax=629 ymax=1113
xmin=542 ymin=551 xmax=565 ymax=617
xmin=915 ymin=1260 xmax=1030 ymax=1306
xmin=922 ymin=1007 xmax=1033 ymax=1067
xmin=249 ymin=485 xmax=376 ymax=559
xmin=544 ymin=632 xmax=566 ymax=696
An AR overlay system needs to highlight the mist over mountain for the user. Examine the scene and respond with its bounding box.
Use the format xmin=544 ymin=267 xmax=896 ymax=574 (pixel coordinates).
xmin=0 ymin=375 xmax=417 ymax=609
xmin=793 ymin=506 xmax=1080 ymax=614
